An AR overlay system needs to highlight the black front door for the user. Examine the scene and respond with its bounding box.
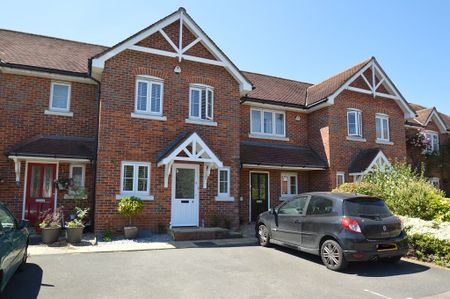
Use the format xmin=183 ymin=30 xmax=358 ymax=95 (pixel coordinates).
xmin=251 ymin=173 xmax=268 ymax=222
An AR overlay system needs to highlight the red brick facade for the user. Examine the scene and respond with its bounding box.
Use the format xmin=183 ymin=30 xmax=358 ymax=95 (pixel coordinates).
xmin=1 ymin=9 xmax=447 ymax=233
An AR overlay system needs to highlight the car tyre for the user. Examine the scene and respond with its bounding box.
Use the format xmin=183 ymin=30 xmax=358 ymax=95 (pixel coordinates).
xmin=380 ymin=256 xmax=402 ymax=263
xmin=18 ymin=244 xmax=28 ymax=272
xmin=257 ymin=224 xmax=270 ymax=247
xmin=320 ymin=239 xmax=348 ymax=271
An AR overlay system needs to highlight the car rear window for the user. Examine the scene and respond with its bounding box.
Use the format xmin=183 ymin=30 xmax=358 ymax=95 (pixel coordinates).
xmin=343 ymin=197 xmax=392 ymax=218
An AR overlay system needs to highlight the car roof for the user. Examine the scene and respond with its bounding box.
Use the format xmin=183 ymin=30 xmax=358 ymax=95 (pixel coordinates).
xmin=299 ymin=192 xmax=372 ymax=201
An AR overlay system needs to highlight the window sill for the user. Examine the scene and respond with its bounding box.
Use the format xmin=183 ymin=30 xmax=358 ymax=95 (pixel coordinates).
xmin=376 ymin=139 xmax=394 ymax=145
xmin=131 ymin=113 xmax=167 ymax=121
xmin=346 ymin=136 xmax=366 ymax=142
xmin=63 ymin=194 xmax=88 ymax=200
xmin=248 ymin=134 xmax=289 ymax=141
xmin=115 ymin=194 xmax=154 ymax=200
xmin=45 ymin=110 xmax=73 ymax=117
xmin=185 ymin=118 xmax=217 ymax=127
xmin=215 ymin=196 xmax=234 ymax=202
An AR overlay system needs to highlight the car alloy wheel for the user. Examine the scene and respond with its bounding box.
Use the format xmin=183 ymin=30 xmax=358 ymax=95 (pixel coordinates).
xmin=321 ymin=240 xmax=348 ymax=271
xmin=258 ymin=224 xmax=270 ymax=247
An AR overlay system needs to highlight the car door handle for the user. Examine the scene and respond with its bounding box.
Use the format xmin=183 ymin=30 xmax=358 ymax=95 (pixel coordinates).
xmin=294 ymin=220 xmax=301 ymax=224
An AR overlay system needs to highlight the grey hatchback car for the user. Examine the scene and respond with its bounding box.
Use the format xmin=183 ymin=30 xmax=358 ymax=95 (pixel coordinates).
xmin=256 ymin=192 xmax=408 ymax=271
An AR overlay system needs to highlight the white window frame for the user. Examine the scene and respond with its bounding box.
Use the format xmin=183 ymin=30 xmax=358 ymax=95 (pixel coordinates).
xmin=189 ymin=84 xmax=214 ymax=121
xmin=347 ymin=109 xmax=362 ymax=138
xmin=216 ymin=167 xmax=232 ymax=201
xmin=49 ymin=82 xmax=71 ymax=112
xmin=424 ymin=131 xmax=439 ymax=153
xmin=430 ymin=177 xmax=440 ymax=188
xmin=280 ymin=172 xmax=298 ymax=199
xmin=69 ymin=164 xmax=86 ymax=187
xmin=336 ymin=172 xmax=345 ymax=187
xmin=119 ymin=161 xmax=151 ymax=198
xmin=250 ymin=108 xmax=286 ymax=138
xmin=134 ymin=76 xmax=164 ymax=115
xmin=375 ymin=113 xmax=390 ymax=142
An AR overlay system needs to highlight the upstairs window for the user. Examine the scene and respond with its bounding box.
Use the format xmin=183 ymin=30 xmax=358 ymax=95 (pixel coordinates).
xmin=135 ymin=77 xmax=163 ymax=115
xmin=425 ymin=132 xmax=439 ymax=153
xmin=50 ymin=82 xmax=71 ymax=112
xmin=250 ymin=108 xmax=285 ymax=137
xmin=281 ymin=173 xmax=297 ymax=198
xmin=375 ymin=114 xmax=390 ymax=141
xmin=347 ymin=109 xmax=362 ymax=137
xmin=189 ymin=85 xmax=214 ymax=120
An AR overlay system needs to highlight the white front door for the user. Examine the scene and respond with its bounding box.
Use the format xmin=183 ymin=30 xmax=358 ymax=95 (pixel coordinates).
xmin=171 ymin=164 xmax=199 ymax=227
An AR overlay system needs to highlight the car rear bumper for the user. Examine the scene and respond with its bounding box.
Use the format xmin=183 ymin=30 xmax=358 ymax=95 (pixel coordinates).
xmin=341 ymin=231 xmax=408 ymax=262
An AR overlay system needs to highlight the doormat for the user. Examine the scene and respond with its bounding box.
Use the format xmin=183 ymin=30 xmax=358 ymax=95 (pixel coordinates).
xmin=193 ymin=241 xmax=218 ymax=247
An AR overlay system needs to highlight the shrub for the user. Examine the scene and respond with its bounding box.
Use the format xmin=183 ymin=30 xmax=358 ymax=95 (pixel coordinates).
xmin=333 ymin=162 xmax=450 ymax=221
xmin=65 ymin=207 xmax=89 ymax=228
xmin=407 ymin=234 xmax=450 ymax=268
xmin=39 ymin=207 xmax=63 ymax=229
xmin=102 ymin=230 xmax=113 ymax=242
xmin=117 ymin=196 xmax=144 ymax=226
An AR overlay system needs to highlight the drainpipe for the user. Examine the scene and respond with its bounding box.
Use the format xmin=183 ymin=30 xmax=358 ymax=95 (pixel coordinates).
xmin=89 ymin=62 xmax=101 ymax=233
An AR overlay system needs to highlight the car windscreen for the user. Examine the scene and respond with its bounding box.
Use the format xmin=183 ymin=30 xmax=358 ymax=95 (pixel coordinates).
xmin=343 ymin=197 xmax=392 ymax=218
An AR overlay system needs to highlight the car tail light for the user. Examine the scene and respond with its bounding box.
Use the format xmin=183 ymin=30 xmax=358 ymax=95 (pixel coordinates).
xmin=341 ymin=217 xmax=362 ymax=233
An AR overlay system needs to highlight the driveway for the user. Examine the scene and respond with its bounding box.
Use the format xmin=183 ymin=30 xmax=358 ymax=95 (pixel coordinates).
xmin=3 ymin=245 xmax=450 ymax=299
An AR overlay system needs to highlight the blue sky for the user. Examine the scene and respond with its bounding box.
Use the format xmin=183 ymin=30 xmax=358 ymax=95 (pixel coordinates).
xmin=2 ymin=0 xmax=449 ymax=114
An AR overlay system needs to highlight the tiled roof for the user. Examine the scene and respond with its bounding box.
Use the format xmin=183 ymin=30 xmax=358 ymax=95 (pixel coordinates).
xmin=155 ymin=131 xmax=190 ymax=163
xmin=348 ymin=148 xmax=381 ymax=174
xmin=305 ymin=57 xmax=372 ymax=105
xmin=240 ymin=141 xmax=327 ymax=169
xmin=242 ymin=71 xmax=312 ymax=106
xmin=6 ymin=135 xmax=96 ymax=159
xmin=0 ymin=29 xmax=106 ymax=74
xmin=414 ymin=108 xmax=433 ymax=125
xmin=407 ymin=103 xmax=450 ymax=131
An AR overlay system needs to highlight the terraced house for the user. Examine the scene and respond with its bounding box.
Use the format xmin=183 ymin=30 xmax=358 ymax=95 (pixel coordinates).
xmin=1 ymin=8 xmax=448 ymax=232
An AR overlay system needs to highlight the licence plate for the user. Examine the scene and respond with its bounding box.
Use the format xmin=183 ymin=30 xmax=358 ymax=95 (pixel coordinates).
xmin=376 ymin=243 xmax=398 ymax=252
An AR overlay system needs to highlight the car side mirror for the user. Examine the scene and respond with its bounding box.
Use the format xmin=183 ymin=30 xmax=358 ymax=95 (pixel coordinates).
xmin=19 ymin=220 xmax=30 ymax=229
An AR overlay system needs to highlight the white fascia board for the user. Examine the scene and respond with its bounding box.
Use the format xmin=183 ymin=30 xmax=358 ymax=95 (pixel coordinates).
xmin=242 ymin=164 xmax=325 ymax=171
xmin=8 ymin=155 xmax=91 ymax=163
xmin=91 ymin=12 xmax=180 ymax=69
xmin=425 ymin=109 xmax=448 ymax=133
xmin=0 ymin=67 xmax=97 ymax=84
xmin=242 ymin=101 xmax=308 ymax=112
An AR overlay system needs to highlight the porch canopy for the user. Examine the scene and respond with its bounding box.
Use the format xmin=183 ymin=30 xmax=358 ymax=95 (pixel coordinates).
xmin=6 ymin=135 xmax=96 ymax=183
xmin=240 ymin=141 xmax=327 ymax=170
xmin=156 ymin=132 xmax=223 ymax=188
xmin=348 ymin=148 xmax=391 ymax=181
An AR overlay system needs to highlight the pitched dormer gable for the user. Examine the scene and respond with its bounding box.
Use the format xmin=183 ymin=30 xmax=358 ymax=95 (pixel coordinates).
xmin=91 ymin=7 xmax=252 ymax=93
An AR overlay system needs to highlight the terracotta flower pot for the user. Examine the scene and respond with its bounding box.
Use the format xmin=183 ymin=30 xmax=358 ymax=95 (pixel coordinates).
xmin=41 ymin=227 xmax=61 ymax=244
xmin=124 ymin=226 xmax=138 ymax=239
xmin=66 ymin=227 xmax=84 ymax=244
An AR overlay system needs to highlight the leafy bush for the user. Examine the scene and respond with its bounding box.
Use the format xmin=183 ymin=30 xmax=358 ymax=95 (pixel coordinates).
xmin=407 ymin=233 xmax=450 ymax=268
xmin=102 ymin=230 xmax=113 ymax=242
xmin=117 ymin=196 xmax=144 ymax=226
xmin=39 ymin=207 xmax=63 ymax=229
xmin=65 ymin=207 xmax=89 ymax=228
xmin=333 ymin=162 xmax=450 ymax=221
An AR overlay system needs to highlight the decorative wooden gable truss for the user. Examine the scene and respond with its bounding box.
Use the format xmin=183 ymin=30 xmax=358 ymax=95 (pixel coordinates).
xmin=91 ymin=7 xmax=252 ymax=93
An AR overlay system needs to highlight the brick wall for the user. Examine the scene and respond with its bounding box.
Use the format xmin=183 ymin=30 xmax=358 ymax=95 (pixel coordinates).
xmin=0 ymin=72 xmax=98 ymax=220
xmin=94 ymin=49 xmax=241 ymax=232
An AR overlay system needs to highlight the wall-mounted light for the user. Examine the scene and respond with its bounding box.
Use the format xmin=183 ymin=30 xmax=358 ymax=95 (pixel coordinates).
xmin=174 ymin=66 xmax=181 ymax=74
xmin=295 ymin=115 xmax=301 ymax=121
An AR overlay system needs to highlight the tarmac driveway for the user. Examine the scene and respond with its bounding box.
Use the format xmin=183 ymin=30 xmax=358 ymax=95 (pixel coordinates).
xmin=3 ymin=245 xmax=450 ymax=299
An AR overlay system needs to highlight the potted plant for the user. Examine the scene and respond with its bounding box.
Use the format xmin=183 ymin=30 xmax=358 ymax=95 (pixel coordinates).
xmin=54 ymin=177 xmax=73 ymax=191
xmin=117 ymin=196 xmax=144 ymax=239
xmin=39 ymin=207 xmax=63 ymax=244
xmin=65 ymin=207 xmax=89 ymax=244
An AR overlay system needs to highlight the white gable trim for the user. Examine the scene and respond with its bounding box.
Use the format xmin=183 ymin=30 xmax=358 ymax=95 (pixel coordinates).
xmin=349 ymin=150 xmax=391 ymax=176
xmin=327 ymin=58 xmax=415 ymax=119
xmin=91 ymin=8 xmax=252 ymax=93
xmin=423 ymin=109 xmax=448 ymax=133
xmin=157 ymin=132 xmax=223 ymax=188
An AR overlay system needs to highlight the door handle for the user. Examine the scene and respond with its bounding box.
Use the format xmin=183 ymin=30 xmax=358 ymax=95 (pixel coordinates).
xmin=294 ymin=220 xmax=301 ymax=224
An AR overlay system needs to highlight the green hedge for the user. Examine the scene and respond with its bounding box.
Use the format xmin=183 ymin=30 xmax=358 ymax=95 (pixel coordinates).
xmin=333 ymin=162 xmax=450 ymax=221
xmin=407 ymin=233 xmax=450 ymax=268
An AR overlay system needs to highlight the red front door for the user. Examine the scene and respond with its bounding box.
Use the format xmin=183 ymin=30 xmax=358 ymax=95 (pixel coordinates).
xmin=25 ymin=163 xmax=56 ymax=226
